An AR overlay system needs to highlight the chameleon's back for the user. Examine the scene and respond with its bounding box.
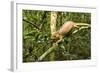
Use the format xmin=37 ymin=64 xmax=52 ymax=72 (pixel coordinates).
xmin=59 ymin=21 xmax=75 ymax=35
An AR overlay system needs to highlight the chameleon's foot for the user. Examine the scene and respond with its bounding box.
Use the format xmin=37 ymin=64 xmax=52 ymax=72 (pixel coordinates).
xmin=53 ymin=43 xmax=58 ymax=46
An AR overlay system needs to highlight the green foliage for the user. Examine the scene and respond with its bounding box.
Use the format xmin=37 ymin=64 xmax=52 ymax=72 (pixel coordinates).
xmin=23 ymin=10 xmax=91 ymax=62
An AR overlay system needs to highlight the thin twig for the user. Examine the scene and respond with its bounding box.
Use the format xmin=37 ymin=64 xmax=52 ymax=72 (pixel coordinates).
xmin=72 ymin=26 xmax=90 ymax=34
xmin=23 ymin=19 xmax=40 ymax=30
xmin=76 ymin=23 xmax=90 ymax=26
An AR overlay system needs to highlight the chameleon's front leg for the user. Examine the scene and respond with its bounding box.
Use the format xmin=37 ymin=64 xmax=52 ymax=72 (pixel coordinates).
xmin=56 ymin=35 xmax=63 ymax=44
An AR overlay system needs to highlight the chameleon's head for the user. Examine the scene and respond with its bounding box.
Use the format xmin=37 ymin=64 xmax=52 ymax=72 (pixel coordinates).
xmin=51 ymin=31 xmax=60 ymax=40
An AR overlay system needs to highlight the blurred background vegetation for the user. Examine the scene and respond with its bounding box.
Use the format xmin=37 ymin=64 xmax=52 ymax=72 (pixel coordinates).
xmin=22 ymin=10 xmax=91 ymax=62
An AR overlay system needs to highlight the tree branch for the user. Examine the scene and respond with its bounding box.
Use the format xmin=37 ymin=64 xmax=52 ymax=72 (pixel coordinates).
xmin=38 ymin=43 xmax=58 ymax=61
xmin=23 ymin=19 xmax=40 ymax=30
xmin=76 ymin=23 xmax=90 ymax=26
xmin=50 ymin=11 xmax=58 ymax=60
xmin=72 ymin=25 xmax=90 ymax=34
